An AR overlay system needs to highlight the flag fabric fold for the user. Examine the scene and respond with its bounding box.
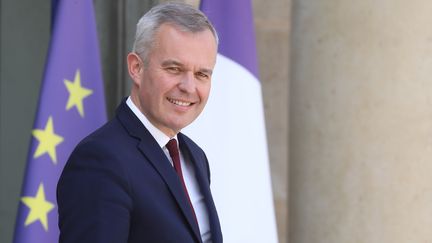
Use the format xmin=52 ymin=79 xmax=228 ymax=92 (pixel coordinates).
xmin=183 ymin=0 xmax=279 ymax=242
xmin=13 ymin=0 xmax=106 ymax=242
xmin=200 ymin=0 xmax=259 ymax=77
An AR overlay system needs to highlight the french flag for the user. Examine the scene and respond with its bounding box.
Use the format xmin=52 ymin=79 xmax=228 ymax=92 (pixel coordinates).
xmin=184 ymin=0 xmax=279 ymax=242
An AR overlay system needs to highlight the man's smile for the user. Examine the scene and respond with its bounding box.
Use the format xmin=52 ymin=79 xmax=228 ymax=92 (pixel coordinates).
xmin=167 ymin=97 xmax=194 ymax=107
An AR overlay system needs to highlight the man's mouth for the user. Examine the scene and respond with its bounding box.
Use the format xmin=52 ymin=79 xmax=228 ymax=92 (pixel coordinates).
xmin=167 ymin=98 xmax=193 ymax=107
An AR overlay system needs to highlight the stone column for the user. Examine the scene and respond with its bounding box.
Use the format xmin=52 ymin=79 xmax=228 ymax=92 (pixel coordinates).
xmin=290 ymin=0 xmax=432 ymax=242
xmin=254 ymin=1 xmax=290 ymax=242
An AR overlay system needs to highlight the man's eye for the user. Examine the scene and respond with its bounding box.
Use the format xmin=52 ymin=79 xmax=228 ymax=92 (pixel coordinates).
xmin=166 ymin=67 xmax=181 ymax=73
xmin=196 ymin=72 xmax=209 ymax=79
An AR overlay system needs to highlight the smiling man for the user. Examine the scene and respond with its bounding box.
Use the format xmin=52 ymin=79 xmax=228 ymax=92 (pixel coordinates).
xmin=57 ymin=2 xmax=222 ymax=243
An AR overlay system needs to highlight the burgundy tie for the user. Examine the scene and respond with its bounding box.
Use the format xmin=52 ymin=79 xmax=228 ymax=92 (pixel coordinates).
xmin=166 ymin=139 xmax=199 ymax=227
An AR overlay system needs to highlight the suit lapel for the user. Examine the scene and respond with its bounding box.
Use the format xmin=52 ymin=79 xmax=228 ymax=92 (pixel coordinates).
xmin=179 ymin=134 xmax=223 ymax=243
xmin=116 ymin=100 xmax=202 ymax=242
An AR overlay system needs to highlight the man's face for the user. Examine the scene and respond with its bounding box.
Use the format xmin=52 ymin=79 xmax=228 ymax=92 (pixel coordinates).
xmin=130 ymin=24 xmax=217 ymax=137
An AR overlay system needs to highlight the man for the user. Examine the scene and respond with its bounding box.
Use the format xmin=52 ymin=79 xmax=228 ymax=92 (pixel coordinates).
xmin=57 ymin=2 xmax=222 ymax=243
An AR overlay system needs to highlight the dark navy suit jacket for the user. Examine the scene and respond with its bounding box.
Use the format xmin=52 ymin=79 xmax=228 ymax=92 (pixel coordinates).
xmin=57 ymin=100 xmax=222 ymax=243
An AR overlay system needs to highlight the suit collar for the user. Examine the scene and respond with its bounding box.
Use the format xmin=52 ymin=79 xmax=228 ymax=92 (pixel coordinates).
xmin=125 ymin=96 xmax=172 ymax=148
xmin=179 ymin=135 xmax=223 ymax=243
xmin=115 ymin=99 xmax=202 ymax=242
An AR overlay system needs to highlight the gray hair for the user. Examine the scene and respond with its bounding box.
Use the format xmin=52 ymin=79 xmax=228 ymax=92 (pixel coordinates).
xmin=132 ymin=2 xmax=219 ymax=65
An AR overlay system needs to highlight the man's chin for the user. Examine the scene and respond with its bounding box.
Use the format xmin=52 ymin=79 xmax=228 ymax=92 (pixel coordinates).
xmin=167 ymin=120 xmax=195 ymax=133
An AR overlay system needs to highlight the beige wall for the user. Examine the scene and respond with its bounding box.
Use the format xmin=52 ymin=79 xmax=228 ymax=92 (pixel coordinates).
xmin=254 ymin=1 xmax=290 ymax=242
xmin=290 ymin=0 xmax=432 ymax=242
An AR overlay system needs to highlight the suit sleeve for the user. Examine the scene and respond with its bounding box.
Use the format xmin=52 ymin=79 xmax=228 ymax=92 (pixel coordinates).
xmin=57 ymin=140 xmax=133 ymax=243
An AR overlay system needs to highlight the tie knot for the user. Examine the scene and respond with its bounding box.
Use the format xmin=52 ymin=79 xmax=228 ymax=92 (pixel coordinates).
xmin=166 ymin=139 xmax=179 ymax=159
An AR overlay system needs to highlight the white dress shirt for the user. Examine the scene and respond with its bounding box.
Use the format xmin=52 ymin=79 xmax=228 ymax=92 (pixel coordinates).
xmin=126 ymin=97 xmax=212 ymax=242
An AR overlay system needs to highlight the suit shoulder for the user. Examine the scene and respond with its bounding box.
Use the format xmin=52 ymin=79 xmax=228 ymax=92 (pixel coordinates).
xmin=60 ymin=117 xmax=133 ymax=193
xmin=65 ymin=116 xmax=136 ymax=172
xmin=76 ymin=116 xmax=131 ymax=149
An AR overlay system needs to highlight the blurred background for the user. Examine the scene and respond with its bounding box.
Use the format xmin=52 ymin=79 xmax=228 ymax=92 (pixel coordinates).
xmin=4 ymin=0 xmax=432 ymax=243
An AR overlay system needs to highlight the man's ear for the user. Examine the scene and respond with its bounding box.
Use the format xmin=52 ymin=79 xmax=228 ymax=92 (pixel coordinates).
xmin=127 ymin=53 xmax=144 ymax=85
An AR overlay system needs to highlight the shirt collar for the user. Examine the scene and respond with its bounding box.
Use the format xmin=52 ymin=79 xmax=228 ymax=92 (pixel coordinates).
xmin=126 ymin=96 xmax=177 ymax=148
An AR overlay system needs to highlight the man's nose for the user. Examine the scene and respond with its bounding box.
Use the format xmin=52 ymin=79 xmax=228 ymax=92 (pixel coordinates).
xmin=178 ymin=72 xmax=196 ymax=93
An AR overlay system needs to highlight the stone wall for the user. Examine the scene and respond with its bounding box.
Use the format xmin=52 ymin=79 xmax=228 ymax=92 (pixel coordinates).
xmin=290 ymin=0 xmax=432 ymax=242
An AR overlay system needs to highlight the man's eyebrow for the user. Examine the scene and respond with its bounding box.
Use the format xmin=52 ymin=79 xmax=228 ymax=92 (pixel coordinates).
xmin=199 ymin=68 xmax=213 ymax=76
xmin=161 ymin=60 xmax=183 ymax=67
xmin=161 ymin=59 xmax=213 ymax=75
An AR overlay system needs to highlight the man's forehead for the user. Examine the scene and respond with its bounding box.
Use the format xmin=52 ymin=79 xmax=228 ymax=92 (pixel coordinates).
xmin=156 ymin=23 xmax=217 ymax=45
